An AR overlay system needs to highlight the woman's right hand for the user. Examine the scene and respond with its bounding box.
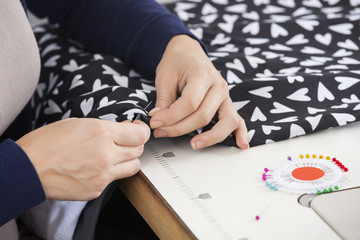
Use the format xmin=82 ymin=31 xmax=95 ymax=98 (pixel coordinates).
xmin=16 ymin=118 xmax=150 ymax=201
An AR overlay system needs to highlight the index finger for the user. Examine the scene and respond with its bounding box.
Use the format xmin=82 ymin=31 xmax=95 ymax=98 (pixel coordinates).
xmin=150 ymin=77 xmax=211 ymax=127
xmin=106 ymin=120 xmax=151 ymax=146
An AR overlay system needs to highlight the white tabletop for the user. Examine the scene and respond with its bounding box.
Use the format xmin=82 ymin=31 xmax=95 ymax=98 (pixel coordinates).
xmin=140 ymin=122 xmax=360 ymax=240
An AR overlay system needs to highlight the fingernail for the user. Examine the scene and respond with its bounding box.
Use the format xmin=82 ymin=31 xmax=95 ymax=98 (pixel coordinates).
xmin=154 ymin=129 xmax=167 ymax=138
xmin=240 ymin=142 xmax=249 ymax=149
xmin=150 ymin=121 xmax=163 ymax=129
xmin=192 ymin=141 xmax=204 ymax=150
xmin=148 ymin=107 xmax=161 ymax=116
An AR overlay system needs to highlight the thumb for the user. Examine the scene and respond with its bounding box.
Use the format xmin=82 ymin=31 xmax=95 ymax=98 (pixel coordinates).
xmin=149 ymin=73 xmax=178 ymax=116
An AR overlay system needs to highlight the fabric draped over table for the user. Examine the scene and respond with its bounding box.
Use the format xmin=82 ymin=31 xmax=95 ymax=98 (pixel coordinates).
xmin=32 ymin=0 xmax=360 ymax=147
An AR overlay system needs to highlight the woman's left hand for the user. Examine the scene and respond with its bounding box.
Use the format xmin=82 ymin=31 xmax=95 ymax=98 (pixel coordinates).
xmin=149 ymin=35 xmax=249 ymax=150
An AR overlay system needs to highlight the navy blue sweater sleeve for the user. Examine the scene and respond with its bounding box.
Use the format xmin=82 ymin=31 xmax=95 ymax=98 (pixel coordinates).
xmin=0 ymin=139 xmax=45 ymax=226
xmin=27 ymin=0 xmax=205 ymax=79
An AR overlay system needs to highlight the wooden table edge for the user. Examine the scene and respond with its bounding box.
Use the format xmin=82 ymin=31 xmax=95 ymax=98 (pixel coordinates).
xmin=118 ymin=170 xmax=197 ymax=240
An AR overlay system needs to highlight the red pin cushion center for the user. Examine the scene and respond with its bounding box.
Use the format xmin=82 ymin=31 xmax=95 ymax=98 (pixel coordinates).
xmin=291 ymin=167 xmax=325 ymax=181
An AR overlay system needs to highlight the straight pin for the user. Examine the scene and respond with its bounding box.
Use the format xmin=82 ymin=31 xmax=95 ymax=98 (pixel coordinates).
xmin=133 ymin=101 xmax=153 ymax=121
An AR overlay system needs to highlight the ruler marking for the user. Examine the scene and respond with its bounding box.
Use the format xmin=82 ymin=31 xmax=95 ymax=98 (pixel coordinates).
xmin=145 ymin=144 xmax=232 ymax=240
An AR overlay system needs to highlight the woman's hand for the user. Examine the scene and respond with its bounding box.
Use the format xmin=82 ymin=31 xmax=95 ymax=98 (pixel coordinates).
xmin=149 ymin=35 xmax=249 ymax=150
xmin=17 ymin=118 xmax=150 ymax=201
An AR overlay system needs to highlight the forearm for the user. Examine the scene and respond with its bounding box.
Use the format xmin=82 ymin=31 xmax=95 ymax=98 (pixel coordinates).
xmin=28 ymin=0 xmax=200 ymax=79
xmin=0 ymin=139 xmax=45 ymax=226
xmin=0 ymin=0 xmax=40 ymax=135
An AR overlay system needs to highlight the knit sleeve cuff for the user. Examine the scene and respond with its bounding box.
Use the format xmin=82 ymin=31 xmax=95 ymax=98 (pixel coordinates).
xmin=0 ymin=139 xmax=45 ymax=225
xmin=126 ymin=12 xmax=207 ymax=79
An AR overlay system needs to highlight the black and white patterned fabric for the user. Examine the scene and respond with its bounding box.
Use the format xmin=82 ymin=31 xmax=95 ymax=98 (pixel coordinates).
xmin=32 ymin=0 xmax=360 ymax=147
xmin=31 ymin=24 xmax=156 ymax=128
